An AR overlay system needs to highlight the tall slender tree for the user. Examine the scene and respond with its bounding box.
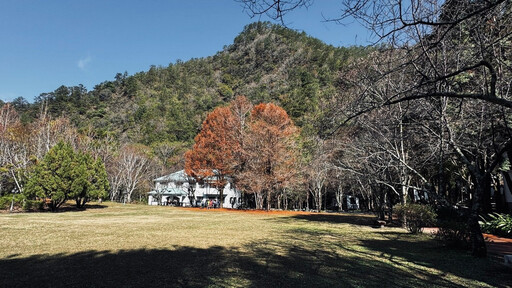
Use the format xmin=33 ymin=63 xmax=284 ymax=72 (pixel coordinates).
xmin=239 ymin=103 xmax=299 ymax=210
xmin=185 ymin=105 xmax=238 ymax=207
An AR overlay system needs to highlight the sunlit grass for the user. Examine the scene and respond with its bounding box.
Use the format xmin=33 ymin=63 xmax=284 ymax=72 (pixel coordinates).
xmin=1 ymin=202 xmax=509 ymax=287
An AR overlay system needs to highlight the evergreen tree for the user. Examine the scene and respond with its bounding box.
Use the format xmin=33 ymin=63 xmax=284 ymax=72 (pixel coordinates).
xmin=25 ymin=142 xmax=75 ymax=211
xmin=24 ymin=142 xmax=109 ymax=211
xmin=70 ymin=153 xmax=110 ymax=208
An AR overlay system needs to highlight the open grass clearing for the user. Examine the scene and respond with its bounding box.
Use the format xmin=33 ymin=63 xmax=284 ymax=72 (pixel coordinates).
xmin=1 ymin=202 xmax=510 ymax=287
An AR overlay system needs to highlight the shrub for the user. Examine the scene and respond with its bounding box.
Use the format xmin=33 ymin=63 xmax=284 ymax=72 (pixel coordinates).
xmin=22 ymin=199 xmax=44 ymax=211
xmin=435 ymin=205 xmax=471 ymax=249
xmin=394 ymin=203 xmax=437 ymax=233
xmin=436 ymin=220 xmax=471 ymax=249
xmin=0 ymin=195 xmax=12 ymax=209
xmin=0 ymin=194 xmax=26 ymax=211
xmin=479 ymin=213 xmax=512 ymax=238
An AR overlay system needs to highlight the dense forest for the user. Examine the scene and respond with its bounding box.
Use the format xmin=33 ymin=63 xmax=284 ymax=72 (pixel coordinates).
xmin=3 ymin=22 xmax=366 ymax=151
xmin=1 ymin=0 xmax=512 ymax=257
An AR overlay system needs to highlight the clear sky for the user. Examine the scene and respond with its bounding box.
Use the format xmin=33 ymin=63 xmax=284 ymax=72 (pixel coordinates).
xmin=0 ymin=0 xmax=371 ymax=102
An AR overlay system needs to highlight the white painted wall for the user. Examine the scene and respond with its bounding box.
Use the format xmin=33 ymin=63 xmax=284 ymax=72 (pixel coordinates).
xmin=150 ymin=180 xmax=241 ymax=208
xmin=504 ymin=171 xmax=512 ymax=207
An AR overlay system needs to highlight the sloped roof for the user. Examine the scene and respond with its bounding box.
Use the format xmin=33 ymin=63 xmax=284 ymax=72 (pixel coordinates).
xmin=148 ymin=187 xmax=187 ymax=196
xmin=154 ymin=170 xmax=188 ymax=183
xmin=154 ymin=169 xmax=228 ymax=183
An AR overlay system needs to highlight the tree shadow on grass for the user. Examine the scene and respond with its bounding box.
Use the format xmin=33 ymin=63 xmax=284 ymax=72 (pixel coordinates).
xmin=263 ymin=215 xmax=510 ymax=287
xmin=2 ymin=235 xmax=508 ymax=288
xmin=353 ymin=232 xmax=512 ymax=288
xmin=7 ymin=203 xmax=109 ymax=214
xmin=280 ymin=213 xmax=376 ymax=226
xmin=53 ymin=203 xmax=109 ymax=213
xmin=0 ymin=246 xmax=434 ymax=288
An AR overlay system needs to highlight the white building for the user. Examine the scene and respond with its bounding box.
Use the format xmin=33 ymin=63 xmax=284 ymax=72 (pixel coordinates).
xmin=148 ymin=170 xmax=241 ymax=208
xmin=501 ymin=171 xmax=512 ymax=211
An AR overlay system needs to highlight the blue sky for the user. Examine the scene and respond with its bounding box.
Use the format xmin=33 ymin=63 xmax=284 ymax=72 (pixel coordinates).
xmin=0 ymin=0 xmax=370 ymax=102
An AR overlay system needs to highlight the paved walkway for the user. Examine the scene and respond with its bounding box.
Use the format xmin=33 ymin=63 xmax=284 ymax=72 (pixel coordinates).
xmin=423 ymin=228 xmax=512 ymax=260
xmin=483 ymin=233 xmax=512 ymax=261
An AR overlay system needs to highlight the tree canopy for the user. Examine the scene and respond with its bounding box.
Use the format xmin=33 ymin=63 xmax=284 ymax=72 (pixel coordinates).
xmin=24 ymin=142 xmax=109 ymax=211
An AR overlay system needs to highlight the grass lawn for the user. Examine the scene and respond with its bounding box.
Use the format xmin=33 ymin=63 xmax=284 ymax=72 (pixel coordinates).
xmin=0 ymin=203 xmax=510 ymax=288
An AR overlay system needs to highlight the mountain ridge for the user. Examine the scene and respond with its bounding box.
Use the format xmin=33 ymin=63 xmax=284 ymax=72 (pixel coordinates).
xmin=4 ymin=22 xmax=369 ymax=167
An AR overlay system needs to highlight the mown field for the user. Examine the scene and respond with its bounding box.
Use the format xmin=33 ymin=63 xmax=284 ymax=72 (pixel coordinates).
xmin=0 ymin=203 xmax=510 ymax=288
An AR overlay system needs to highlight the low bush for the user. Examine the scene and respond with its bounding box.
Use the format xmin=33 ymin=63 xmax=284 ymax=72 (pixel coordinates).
xmin=436 ymin=220 xmax=471 ymax=249
xmin=0 ymin=194 xmax=26 ymax=211
xmin=435 ymin=205 xmax=471 ymax=249
xmin=0 ymin=195 xmax=11 ymax=209
xmin=394 ymin=203 xmax=437 ymax=233
xmin=479 ymin=213 xmax=512 ymax=238
xmin=22 ymin=199 xmax=44 ymax=211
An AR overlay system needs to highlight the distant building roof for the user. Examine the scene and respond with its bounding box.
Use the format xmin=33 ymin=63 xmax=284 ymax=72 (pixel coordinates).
xmin=148 ymin=187 xmax=187 ymax=196
xmin=154 ymin=169 xmax=228 ymax=184
xmin=153 ymin=170 xmax=188 ymax=183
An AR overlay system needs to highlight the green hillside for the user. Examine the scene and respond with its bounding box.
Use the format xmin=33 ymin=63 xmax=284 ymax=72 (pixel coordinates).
xmin=11 ymin=22 xmax=368 ymax=149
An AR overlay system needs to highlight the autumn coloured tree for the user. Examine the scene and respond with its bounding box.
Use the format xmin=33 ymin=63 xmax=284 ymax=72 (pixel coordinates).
xmin=185 ymin=105 xmax=239 ymax=207
xmin=239 ymin=103 xmax=299 ymax=210
xmin=185 ymin=98 xmax=299 ymax=210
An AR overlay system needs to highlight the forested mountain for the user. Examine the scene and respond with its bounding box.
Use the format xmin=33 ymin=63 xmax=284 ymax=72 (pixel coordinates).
xmin=9 ymin=22 xmax=367 ymax=154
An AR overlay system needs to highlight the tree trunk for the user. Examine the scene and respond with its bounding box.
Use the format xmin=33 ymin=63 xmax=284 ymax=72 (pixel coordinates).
xmin=481 ymin=173 xmax=492 ymax=214
xmin=401 ymin=185 xmax=407 ymax=227
xmin=283 ymin=188 xmax=288 ymax=210
xmin=266 ymin=189 xmax=271 ymax=211
xmin=469 ymin=175 xmax=487 ymax=257
xmin=336 ymin=185 xmax=343 ymax=212
xmin=306 ymin=189 xmax=310 ymax=211
xmin=10 ymin=194 xmax=14 ymax=212
xmin=255 ymin=192 xmax=264 ymax=210
xmin=219 ymin=184 xmax=225 ymax=208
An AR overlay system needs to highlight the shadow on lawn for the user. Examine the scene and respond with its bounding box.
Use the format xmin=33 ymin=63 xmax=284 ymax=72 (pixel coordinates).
xmin=56 ymin=203 xmax=109 ymax=212
xmin=286 ymin=213 xmax=376 ymax=226
xmin=2 ymin=235 xmax=508 ymax=288
xmin=353 ymin=232 xmax=512 ymax=288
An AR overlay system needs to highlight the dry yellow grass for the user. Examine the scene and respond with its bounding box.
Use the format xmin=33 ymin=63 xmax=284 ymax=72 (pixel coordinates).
xmin=0 ymin=202 xmax=509 ymax=287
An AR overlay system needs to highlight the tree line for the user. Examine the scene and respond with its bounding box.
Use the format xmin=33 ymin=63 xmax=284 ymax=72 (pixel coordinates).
xmin=238 ymin=0 xmax=512 ymax=257
xmin=0 ymin=103 xmax=161 ymax=211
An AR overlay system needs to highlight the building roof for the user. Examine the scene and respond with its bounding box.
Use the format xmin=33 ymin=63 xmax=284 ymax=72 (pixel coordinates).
xmin=154 ymin=170 xmax=188 ymax=183
xmin=148 ymin=187 xmax=187 ymax=196
xmin=154 ymin=169 xmax=228 ymax=183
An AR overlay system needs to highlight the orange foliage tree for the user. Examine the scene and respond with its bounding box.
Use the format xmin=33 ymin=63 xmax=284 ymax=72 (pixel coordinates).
xmin=185 ymin=97 xmax=298 ymax=210
xmin=238 ymin=103 xmax=299 ymax=210
xmin=184 ymin=104 xmax=239 ymax=207
xmin=228 ymin=96 xmax=253 ymax=177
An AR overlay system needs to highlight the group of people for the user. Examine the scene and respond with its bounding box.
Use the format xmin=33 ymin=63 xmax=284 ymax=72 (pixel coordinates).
xmin=202 ymin=199 xmax=219 ymax=209
xmin=165 ymin=197 xmax=179 ymax=206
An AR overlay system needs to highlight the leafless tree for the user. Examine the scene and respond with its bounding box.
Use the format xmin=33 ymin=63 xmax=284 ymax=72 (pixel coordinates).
xmin=238 ymin=0 xmax=312 ymax=25
xmin=304 ymin=138 xmax=331 ymax=211
xmin=242 ymin=0 xmax=512 ymax=257
xmin=117 ymin=144 xmax=151 ymax=203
